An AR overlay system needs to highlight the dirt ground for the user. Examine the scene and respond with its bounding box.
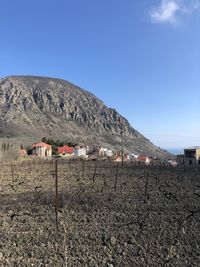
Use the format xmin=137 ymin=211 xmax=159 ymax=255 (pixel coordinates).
xmin=0 ymin=159 xmax=200 ymax=266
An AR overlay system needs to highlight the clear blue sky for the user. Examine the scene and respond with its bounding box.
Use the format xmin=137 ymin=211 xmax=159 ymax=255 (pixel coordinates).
xmin=0 ymin=0 xmax=200 ymax=151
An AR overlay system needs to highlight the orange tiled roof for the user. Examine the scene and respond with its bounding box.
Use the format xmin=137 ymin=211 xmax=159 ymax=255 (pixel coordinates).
xmin=57 ymin=145 xmax=74 ymax=154
xmin=32 ymin=142 xmax=52 ymax=150
xmin=137 ymin=156 xmax=148 ymax=161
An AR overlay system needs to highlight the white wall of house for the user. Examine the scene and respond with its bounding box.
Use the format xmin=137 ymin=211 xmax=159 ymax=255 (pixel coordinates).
xmin=145 ymin=157 xmax=151 ymax=165
xmin=74 ymin=147 xmax=87 ymax=157
xmin=99 ymin=147 xmax=113 ymax=157
xmin=46 ymin=149 xmax=52 ymax=157
xmin=33 ymin=147 xmax=52 ymax=157
xmin=36 ymin=147 xmax=45 ymax=157
xmin=105 ymin=150 xmax=113 ymax=157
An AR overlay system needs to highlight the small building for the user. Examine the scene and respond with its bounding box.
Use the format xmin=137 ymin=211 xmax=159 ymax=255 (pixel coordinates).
xmin=124 ymin=153 xmax=131 ymax=161
xmin=132 ymin=153 xmax=139 ymax=160
xmin=32 ymin=142 xmax=52 ymax=157
xmin=114 ymin=155 xmax=122 ymax=162
xmin=137 ymin=155 xmax=151 ymax=165
xmin=168 ymin=159 xmax=178 ymax=167
xmin=105 ymin=149 xmax=113 ymax=158
xmin=19 ymin=149 xmax=27 ymax=157
xmin=74 ymin=146 xmax=87 ymax=157
xmin=57 ymin=145 xmax=74 ymax=157
xmin=114 ymin=152 xmax=128 ymax=162
xmin=184 ymin=146 xmax=200 ymax=166
xmin=98 ymin=147 xmax=108 ymax=157
xmin=88 ymin=146 xmax=112 ymax=159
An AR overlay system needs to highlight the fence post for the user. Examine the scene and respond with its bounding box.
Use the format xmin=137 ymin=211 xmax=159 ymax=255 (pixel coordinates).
xmin=55 ymin=160 xmax=59 ymax=230
xmin=92 ymin=160 xmax=97 ymax=183
xmin=144 ymin=166 xmax=149 ymax=196
xmin=114 ymin=162 xmax=119 ymax=192
xmin=82 ymin=159 xmax=85 ymax=177
xmin=104 ymin=159 xmax=108 ymax=187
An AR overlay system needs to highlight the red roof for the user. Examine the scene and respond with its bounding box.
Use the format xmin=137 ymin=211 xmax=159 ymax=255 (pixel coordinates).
xmin=137 ymin=156 xmax=148 ymax=161
xmin=32 ymin=142 xmax=52 ymax=150
xmin=57 ymin=145 xmax=74 ymax=154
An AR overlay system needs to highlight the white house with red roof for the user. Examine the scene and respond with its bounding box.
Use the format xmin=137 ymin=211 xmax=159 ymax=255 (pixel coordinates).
xmin=32 ymin=142 xmax=52 ymax=157
xmin=137 ymin=155 xmax=151 ymax=165
xmin=57 ymin=145 xmax=74 ymax=157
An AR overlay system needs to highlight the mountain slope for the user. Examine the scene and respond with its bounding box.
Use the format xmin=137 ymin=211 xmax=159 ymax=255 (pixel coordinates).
xmin=0 ymin=76 xmax=168 ymax=157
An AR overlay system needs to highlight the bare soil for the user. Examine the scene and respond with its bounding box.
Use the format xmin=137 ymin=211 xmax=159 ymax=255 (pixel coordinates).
xmin=0 ymin=159 xmax=200 ymax=266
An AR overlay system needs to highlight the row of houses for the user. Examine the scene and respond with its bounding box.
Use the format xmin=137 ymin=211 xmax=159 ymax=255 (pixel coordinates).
xmin=20 ymin=142 xmax=114 ymax=159
xmin=24 ymin=141 xmax=200 ymax=167
xmin=19 ymin=141 xmax=155 ymax=164
xmin=114 ymin=153 xmax=152 ymax=165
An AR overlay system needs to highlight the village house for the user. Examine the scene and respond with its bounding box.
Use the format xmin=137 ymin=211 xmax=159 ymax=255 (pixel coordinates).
xmin=88 ymin=146 xmax=103 ymax=158
xmin=57 ymin=145 xmax=74 ymax=157
xmin=74 ymin=146 xmax=87 ymax=158
xmin=99 ymin=147 xmax=107 ymax=157
xmin=124 ymin=153 xmax=131 ymax=161
xmin=168 ymin=159 xmax=178 ymax=167
xmin=114 ymin=152 xmax=127 ymax=162
xmin=137 ymin=155 xmax=151 ymax=165
xmin=105 ymin=149 xmax=113 ymax=158
xmin=88 ymin=146 xmax=113 ymax=159
xmin=114 ymin=154 xmax=122 ymax=162
xmin=19 ymin=149 xmax=27 ymax=157
xmin=131 ymin=153 xmax=139 ymax=159
xmin=184 ymin=146 xmax=200 ymax=166
xmin=32 ymin=142 xmax=52 ymax=157
xmin=99 ymin=147 xmax=113 ymax=158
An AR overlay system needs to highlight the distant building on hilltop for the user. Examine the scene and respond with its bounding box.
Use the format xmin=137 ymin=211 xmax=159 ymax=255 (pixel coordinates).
xmin=184 ymin=146 xmax=200 ymax=166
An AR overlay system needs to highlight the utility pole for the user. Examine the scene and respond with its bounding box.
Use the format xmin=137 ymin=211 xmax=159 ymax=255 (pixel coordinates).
xmin=55 ymin=160 xmax=59 ymax=230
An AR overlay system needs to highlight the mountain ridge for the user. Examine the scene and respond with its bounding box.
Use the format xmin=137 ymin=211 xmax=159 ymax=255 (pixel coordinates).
xmin=0 ymin=75 xmax=169 ymax=157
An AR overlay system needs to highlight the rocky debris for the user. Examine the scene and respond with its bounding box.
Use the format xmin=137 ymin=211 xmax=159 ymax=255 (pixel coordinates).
xmin=0 ymin=75 xmax=169 ymax=157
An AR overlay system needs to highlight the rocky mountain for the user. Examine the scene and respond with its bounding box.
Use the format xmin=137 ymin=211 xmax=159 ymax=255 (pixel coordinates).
xmin=0 ymin=76 xmax=168 ymax=157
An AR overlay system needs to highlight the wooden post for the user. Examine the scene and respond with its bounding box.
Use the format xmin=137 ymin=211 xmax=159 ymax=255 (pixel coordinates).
xmin=55 ymin=160 xmax=59 ymax=230
xmin=104 ymin=159 xmax=108 ymax=187
xmin=120 ymin=130 xmax=124 ymax=168
xmin=114 ymin=162 xmax=119 ymax=192
xmin=82 ymin=159 xmax=85 ymax=177
xmin=144 ymin=166 xmax=149 ymax=196
xmin=92 ymin=160 xmax=97 ymax=183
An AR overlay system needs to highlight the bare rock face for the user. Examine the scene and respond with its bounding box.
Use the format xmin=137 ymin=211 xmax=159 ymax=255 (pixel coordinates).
xmin=0 ymin=76 xmax=168 ymax=157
